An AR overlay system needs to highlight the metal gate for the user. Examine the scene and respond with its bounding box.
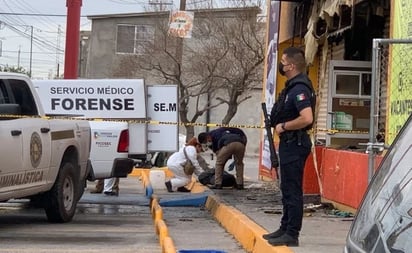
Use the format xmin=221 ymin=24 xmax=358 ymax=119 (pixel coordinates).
xmin=368 ymin=38 xmax=412 ymax=181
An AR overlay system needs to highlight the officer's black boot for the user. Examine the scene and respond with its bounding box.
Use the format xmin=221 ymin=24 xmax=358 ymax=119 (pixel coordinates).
xmin=268 ymin=233 xmax=299 ymax=247
xmin=263 ymin=228 xmax=286 ymax=240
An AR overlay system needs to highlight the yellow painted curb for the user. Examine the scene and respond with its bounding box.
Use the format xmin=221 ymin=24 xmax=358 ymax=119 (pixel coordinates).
xmin=130 ymin=167 xmax=174 ymax=178
xmin=162 ymin=236 xmax=177 ymax=253
xmin=133 ymin=167 xmax=205 ymax=194
xmin=152 ymin=204 xmax=163 ymax=222
xmin=141 ymin=171 xmax=150 ymax=188
xmin=155 ymin=219 xmax=169 ymax=246
xmin=150 ymin=196 xmax=159 ymax=212
xmin=149 ymin=195 xmax=177 ymax=253
xmin=186 ymin=178 xmax=206 ymax=193
xmin=206 ymin=195 xmax=294 ymax=253
xmin=190 ymin=182 xmax=206 ymax=193
xmin=147 ymin=180 xmax=291 ymax=252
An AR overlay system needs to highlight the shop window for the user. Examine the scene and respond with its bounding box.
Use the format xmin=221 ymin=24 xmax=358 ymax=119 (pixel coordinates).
xmin=327 ymin=60 xmax=372 ymax=148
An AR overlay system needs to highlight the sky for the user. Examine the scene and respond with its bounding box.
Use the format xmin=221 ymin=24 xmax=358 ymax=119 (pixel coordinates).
xmin=0 ymin=0 xmax=264 ymax=79
xmin=0 ymin=0 xmax=164 ymax=79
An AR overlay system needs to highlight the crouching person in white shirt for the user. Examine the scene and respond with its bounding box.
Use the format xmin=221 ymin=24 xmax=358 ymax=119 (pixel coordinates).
xmin=165 ymin=137 xmax=204 ymax=192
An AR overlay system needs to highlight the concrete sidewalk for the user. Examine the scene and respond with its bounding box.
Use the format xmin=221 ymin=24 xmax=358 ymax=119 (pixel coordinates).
xmin=130 ymin=165 xmax=353 ymax=253
xmin=210 ymin=185 xmax=352 ymax=253
xmin=207 ymin=154 xmax=353 ymax=253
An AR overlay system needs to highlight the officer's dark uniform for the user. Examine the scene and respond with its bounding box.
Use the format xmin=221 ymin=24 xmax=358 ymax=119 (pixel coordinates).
xmin=270 ymin=73 xmax=314 ymax=238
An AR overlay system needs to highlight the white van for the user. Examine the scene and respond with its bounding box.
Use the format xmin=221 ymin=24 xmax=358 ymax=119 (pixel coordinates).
xmin=344 ymin=115 xmax=412 ymax=252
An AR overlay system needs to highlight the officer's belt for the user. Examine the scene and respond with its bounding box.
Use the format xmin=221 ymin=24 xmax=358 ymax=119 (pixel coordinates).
xmin=279 ymin=129 xmax=308 ymax=142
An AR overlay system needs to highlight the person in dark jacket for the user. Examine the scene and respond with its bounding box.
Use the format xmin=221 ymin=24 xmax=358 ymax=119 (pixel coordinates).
xmin=263 ymin=47 xmax=315 ymax=247
xmin=198 ymin=127 xmax=247 ymax=190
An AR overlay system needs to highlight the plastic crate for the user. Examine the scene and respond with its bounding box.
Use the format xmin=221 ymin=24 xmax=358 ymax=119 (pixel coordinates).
xmin=332 ymin=111 xmax=353 ymax=130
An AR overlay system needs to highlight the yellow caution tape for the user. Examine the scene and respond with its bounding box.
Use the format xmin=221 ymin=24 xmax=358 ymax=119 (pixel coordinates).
xmin=0 ymin=113 xmax=375 ymax=135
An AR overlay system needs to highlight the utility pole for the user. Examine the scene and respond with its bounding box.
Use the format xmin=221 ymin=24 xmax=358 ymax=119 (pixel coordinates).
xmin=29 ymin=25 xmax=33 ymax=77
xmin=179 ymin=0 xmax=186 ymax=12
xmin=64 ymin=0 xmax=82 ymax=79
xmin=175 ymin=0 xmax=186 ymax=80
xmin=56 ymin=25 xmax=62 ymax=78
xmin=17 ymin=45 xmax=21 ymax=67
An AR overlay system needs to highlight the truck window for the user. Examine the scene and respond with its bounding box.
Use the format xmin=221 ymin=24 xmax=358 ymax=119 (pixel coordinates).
xmin=0 ymin=80 xmax=10 ymax=104
xmin=8 ymin=79 xmax=38 ymax=115
xmin=0 ymin=80 xmax=22 ymax=117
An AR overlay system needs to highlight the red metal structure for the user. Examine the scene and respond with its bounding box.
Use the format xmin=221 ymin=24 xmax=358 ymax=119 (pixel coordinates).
xmin=64 ymin=0 xmax=82 ymax=79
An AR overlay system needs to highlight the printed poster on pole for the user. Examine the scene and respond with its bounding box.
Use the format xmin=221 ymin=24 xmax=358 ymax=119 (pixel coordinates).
xmin=259 ymin=0 xmax=280 ymax=179
xmin=168 ymin=11 xmax=194 ymax=39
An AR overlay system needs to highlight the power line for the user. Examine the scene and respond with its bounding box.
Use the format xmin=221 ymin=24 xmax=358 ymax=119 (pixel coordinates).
xmin=13 ymin=0 xmax=65 ymax=32
xmin=2 ymin=22 xmax=63 ymax=53
xmin=0 ymin=12 xmax=80 ymax=17
xmin=2 ymin=50 xmax=64 ymax=55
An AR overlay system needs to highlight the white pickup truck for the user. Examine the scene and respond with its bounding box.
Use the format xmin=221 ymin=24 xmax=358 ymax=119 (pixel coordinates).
xmin=0 ymin=72 xmax=91 ymax=223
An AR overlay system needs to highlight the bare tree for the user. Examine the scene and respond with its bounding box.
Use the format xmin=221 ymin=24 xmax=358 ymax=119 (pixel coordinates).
xmin=113 ymin=7 xmax=265 ymax=139
xmin=0 ymin=65 xmax=30 ymax=76
xmin=189 ymin=10 xmax=265 ymax=124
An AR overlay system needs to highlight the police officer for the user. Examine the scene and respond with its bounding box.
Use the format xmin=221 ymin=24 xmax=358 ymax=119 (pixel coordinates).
xmin=263 ymin=47 xmax=315 ymax=247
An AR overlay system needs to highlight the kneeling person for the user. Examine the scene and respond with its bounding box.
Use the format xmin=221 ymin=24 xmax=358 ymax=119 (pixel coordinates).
xmin=165 ymin=137 xmax=204 ymax=192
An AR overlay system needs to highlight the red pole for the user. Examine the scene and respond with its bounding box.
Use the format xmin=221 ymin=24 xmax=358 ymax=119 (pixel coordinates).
xmin=64 ymin=0 xmax=82 ymax=79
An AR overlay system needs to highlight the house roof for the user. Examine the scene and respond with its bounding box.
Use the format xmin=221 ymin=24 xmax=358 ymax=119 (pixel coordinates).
xmin=87 ymin=7 xmax=261 ymax=20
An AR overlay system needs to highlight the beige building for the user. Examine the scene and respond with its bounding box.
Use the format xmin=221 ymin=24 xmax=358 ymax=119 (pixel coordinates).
xmin=84 ymin=7 xmax=268 ymax=155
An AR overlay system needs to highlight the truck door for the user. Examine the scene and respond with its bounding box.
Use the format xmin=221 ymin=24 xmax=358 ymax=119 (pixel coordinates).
xmin=9 ymin=80 xmax=52 ymax=187
xmin=0 ymin=119 xmax=24 ymax=192
xmin=0 ymin=80 xmax=24 ymax=192
xmin=20 ymin=118 xmax=52 ymax=186
xmin=0 ymin=79 xmax=51 ymax=192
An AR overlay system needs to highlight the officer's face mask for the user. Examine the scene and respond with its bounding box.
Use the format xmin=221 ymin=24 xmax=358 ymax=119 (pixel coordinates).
xmin=278 ymin=62 xmax=291 ymax=76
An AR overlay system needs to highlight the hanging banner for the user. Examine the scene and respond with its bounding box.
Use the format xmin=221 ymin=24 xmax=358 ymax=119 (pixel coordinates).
xmin=259 ymin=0 xmax=280 ymax=179
xmin=387 ymin=0 xmax=412 ymax=144
xmin=168 ymin=11 xmax=194 ymax=39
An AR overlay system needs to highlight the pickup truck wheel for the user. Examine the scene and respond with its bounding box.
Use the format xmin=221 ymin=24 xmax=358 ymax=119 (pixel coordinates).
xmin=44 ymin=161 xmax=77 ymax=223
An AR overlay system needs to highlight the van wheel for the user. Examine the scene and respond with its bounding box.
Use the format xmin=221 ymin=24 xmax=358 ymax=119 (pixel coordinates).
xmin=44 ymin=161 xmax=77 ymax=223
